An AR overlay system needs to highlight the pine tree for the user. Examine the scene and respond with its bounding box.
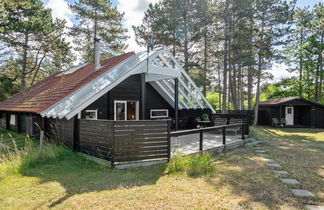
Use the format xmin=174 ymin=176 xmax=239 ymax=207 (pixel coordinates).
xmin=253 ymin=0 xmax=294 ymax=125
xmin=0 ymin=0 xmax=71 ymax=90
xmin=69 ymin=0 xmax=128 ymax=63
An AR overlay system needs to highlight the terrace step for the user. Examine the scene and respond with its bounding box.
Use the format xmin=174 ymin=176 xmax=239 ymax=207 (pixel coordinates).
xmin=272 ymin=170 xmax=289 ymax=175
xmin=255 ymin=150 xmax=267 ymax=153
xmin=258 ymin=154 xmax=270 ymax=157
xmin=291 ymin=189 xmax=314 ymax=197
xmin=280 ymin=178 xmax=300 ymax=185
xmin=267 ymin=163 xmax=281 ymax=168
xmin=304 ymin=205 xmax=324 ymax=210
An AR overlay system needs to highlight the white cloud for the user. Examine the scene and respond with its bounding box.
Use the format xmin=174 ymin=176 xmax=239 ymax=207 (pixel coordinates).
xmin=266 ymin=63 xmax=298 ymax=82
xmin=45 ymin=0 xmax=73 ymax=28
xmin=117 ymin=0 xmax=160 ymax=53
xmin=45 ymin=0 xmax=80 ymax=64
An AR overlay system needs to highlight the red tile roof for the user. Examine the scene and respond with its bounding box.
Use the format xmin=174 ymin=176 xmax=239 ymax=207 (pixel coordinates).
xmin=0 ymin=52 xmax=135 ymax=114
xmin=259 ymin=97 xmax=300 ymax=105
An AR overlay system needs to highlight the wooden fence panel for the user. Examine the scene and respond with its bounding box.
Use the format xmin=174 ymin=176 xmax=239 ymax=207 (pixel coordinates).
xmin=79 ymin=119 xmax=113 ymax=160
xmin=113 ymin=120 xmax=169 ymax=163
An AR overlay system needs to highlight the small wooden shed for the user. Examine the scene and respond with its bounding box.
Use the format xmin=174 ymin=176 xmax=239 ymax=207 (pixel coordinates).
xmin=258 ymin=97 xmax=324 ymax=128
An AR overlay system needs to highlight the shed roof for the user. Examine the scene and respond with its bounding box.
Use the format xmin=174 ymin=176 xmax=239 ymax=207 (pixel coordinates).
xmin=259 ymin=97 xmax=300 ymax=105
xmin=259 ymin=96 xmax=324 ymax=108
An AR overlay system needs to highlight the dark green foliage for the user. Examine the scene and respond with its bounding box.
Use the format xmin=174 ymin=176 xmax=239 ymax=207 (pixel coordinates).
xmin=69 ymin=0 xmax=128 ymax=63
xmin=0 ymin=76 xmax=19 ymax=101
xmin=0 ymin=0 xmax=72 ymax=91
xmin=285 ymin=3 xmax=324 ymax=104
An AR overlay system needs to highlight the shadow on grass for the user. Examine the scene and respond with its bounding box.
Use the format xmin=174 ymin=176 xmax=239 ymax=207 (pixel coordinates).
xmin=22 ymin=156 xmax=167 ymax=208
xmin=205 ymin=150 xmax=302 ymax=209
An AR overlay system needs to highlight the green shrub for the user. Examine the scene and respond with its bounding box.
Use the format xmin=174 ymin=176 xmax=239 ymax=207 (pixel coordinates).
xmin=167 ymin=152 xmax=216 ymax=177
xmin=201 ymin=114 xmax=209 ymax=121
xmin=248 ymin=126 xmax=260 ymax=140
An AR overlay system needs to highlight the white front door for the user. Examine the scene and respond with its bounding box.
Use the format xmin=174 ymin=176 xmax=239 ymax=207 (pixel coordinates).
xmin=285 ymin=106 xmax=294 ymax=125
xmin=114 ymin=100 xmax=139 ymax=120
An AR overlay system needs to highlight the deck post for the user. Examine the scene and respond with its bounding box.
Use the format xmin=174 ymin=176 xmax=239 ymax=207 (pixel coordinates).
xmin=140 ymin=73 xmax=146 ymax=120
xmin=174 ymin=78 xmax=179 ymax=130
xmin=73 ymin=116 xmax=80 ymax=152
xmin=222 ymin=127 xmax=226 ymax=150
xmin=167 ymin=120 xmax=171 ymax=162
xmin=111 ymin=121 xmax=115 ymax=169
xmin=199 ymin=130 xmax=203 ymax=152
xmin=241 ymin=124 xmax=245 ymax=139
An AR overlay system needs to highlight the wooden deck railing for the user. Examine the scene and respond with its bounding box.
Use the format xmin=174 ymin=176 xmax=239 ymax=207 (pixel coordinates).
xmin=170 ymin=123 xmax=246 ymax=154
xmin=43 ymin=119 xmax=247 ymax=168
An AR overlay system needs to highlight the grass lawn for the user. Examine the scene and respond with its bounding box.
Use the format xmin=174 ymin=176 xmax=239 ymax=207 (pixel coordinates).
xmin=0 ymin=127 xmax=323 ymax=209
xmin=251 ymin=126 xmax=324 ymax=206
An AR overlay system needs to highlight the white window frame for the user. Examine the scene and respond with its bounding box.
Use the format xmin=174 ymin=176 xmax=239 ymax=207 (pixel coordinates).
xmin=114 ymin=100 xmax=139 ymax=121
xmin=150 ymin=109 xmax=169 ymax=119
xmin=85 ymin=110 xmax=97 ymax=120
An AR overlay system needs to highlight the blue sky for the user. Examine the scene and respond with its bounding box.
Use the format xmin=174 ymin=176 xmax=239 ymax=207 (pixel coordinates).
xmin=44 ymin=0 xmax=322 ymax=53
xmin=296 ymin=0 xmax=321 ymax=7
xmin=43 ymin=0 xmax=321 ymax=81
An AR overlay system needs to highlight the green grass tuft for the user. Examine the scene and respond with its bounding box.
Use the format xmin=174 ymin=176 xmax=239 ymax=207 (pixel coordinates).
xmin=248 ymin=126 xmax=260 ymax=140
xmin=0 ymin=137 xmax=79 ymax=177
xmin=167 ymin=152 xmax=216 ymax=177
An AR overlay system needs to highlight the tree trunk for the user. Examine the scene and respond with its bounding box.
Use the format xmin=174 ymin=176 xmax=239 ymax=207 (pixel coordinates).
xmin=315 ymin=56 xmax=320 ymax=102
xmin=247 ymin=65 xmax=253 ymax=110
xmin=254 ymin=53 xmax=262 ymax=126
xmin=21 ymin=32 xmax=29 ymax=90
xmin=222 ymin=2 xmax=229 ymax=113
xmin=247 ymin=17 xmax=254 ymax=110
xmin=217 ymin=60 xmax=222 ymax=110
xmin=253 ymin=18 xmax=265 ymax=126
xmin=203 ymin=31 xmax=208 ymax=97
xmin=222 ymin=39 xmax=228 ymax=113
xmin=183 ymin=14 xmax=189 ymax=72
xmin=241 ymin=74 xmax=244 ymax=110
xmin=299 ymin=28 xmax=303 ymax=97
xmin=318 ymin=32 xmax=323 ymax=102
xmin=237 ymin=63 xmax=242 ymax=110
xmin=30 ymin=53 xmax=46 ymax=86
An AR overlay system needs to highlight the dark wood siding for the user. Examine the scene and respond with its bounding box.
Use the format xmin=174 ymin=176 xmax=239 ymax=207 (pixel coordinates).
xmin=82 ymin=75 xmax=176 ymax=120
xmin=82 ymin=74 xmax=142 ymax=120
xmin=258 ymin=98 xmax=324 ymax=128
xmin=258 ymin=106 xmax=280 ymax=125
xmin=79 ymin=119 xmax=113 ymax=159
xmin=311 ymin=105 xmax=324 ymax=128
xmin=145 ymin=82 xmax=174 ymax=119
xmin=108 ymin=74 xmax=142 ymax=119
xmin=294 ymin=106 xmax=311 ymax=126
xmin=113 ymin=120 xmax=169 ymax=162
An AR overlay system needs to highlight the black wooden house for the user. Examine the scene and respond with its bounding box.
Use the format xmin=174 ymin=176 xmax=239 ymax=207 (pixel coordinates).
xmin=258 ymin=97 xmax=324 ymax=128
xmin=0 ymin=47 xmax=215 ymax=135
